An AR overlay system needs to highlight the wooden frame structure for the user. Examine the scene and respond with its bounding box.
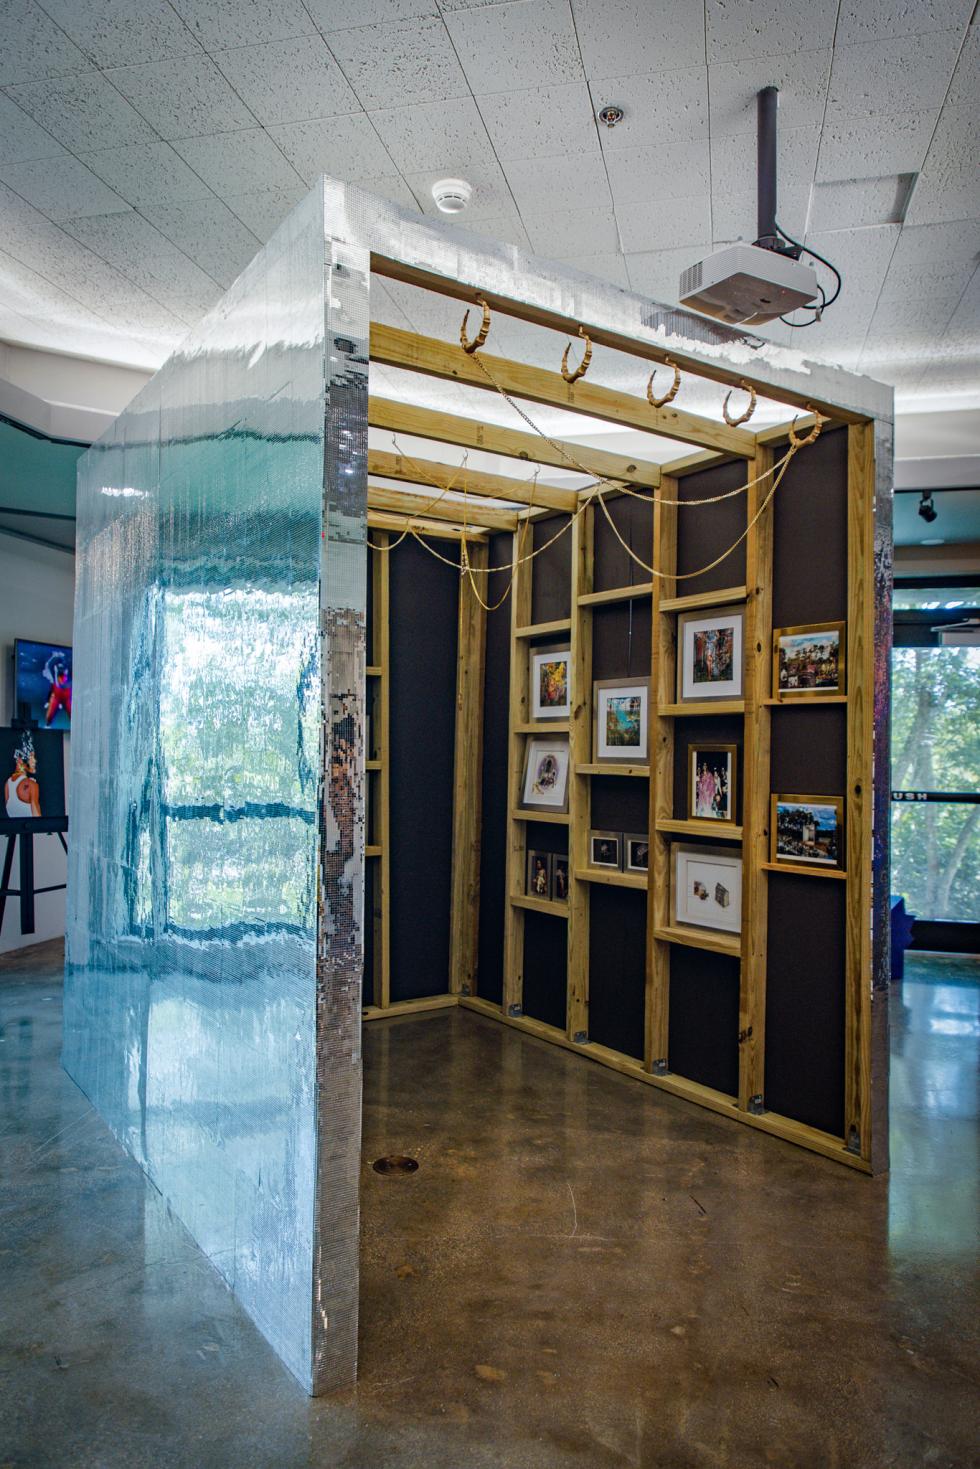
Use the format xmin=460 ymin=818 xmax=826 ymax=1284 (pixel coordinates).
xmin=352 ymin=231 xmax=891 ymax=1176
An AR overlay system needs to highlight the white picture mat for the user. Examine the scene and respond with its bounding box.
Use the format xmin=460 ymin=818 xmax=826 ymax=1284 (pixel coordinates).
xmin=679 ymin=608 xmax=744 ymax=701
xmin=521 ymin=738 xmax=570 ymax=809
xmin=673 ymin=844 xmax=742 ymax=934
xmin=531 ymin=647 xmax=572 ymax=720
xmin=595 ymin=682 xmax=649 ymax=761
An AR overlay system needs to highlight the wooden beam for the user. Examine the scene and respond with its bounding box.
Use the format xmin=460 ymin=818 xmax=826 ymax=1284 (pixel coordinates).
xmin=502 ymin=538 xmax=533 ymax=1017
xmin=369 ymin=447 xmax=578 ymax=514
xmin=566 ymin=506 xmax=593 ymax=1044
xmin=371 ymin=536 xmax=391 ymax=1011
xmin=367 ymin=510 xmax=487 ymax=542
xmin=449 ymin=544 xmax=488 ymax=997
xmin=369 ymin=396 xmax=661 ymax=489
xmin=368 ymin=483 xmax=519 ymax=532
xmin=369 ymin=322 xmax=758 ymax=458
xmin=645 ymin=476 xmax=677 ymax=1072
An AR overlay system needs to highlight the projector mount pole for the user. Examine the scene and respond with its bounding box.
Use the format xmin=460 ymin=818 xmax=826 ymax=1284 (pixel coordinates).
xmin=756 ymin=85 xmax=780 ymax=251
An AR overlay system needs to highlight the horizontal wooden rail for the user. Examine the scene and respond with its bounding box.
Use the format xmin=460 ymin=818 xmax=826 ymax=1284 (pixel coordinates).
xmin=369 ymin=483 xmax=519 ymax=531
xmin=369 ymin=447 xmax=577 ymax=513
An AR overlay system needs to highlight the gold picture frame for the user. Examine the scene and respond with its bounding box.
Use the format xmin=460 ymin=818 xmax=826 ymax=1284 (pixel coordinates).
xmin=687 ymin=743 xmax=738 ymax=825
xmin=772 ymin=621 xmax=845 ymax=700
xmin=770 ymin=793 xmax=845 ymax=871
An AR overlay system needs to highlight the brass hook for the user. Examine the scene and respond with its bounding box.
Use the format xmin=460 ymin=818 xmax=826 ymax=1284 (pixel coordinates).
xmin=722 ymin=380 xmax=757 ymax=427
xmin=788 ymin=407 xmax=828 ymax=449
xmin=646 ymin=360 xmax=681 ymax=409
xmin=561 ymin=325 xmax=592 ymax=384
xmin=460 ymin=296 xmax=491 ymax=354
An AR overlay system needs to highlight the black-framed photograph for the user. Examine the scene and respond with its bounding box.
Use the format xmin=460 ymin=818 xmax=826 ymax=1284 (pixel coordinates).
xmin=688 ymin=743 xmax=737 ymax=825
xmin=520 ymin=737 xmax=570 ymax=812
xmin=592 ymin=677 xmax=649 ymax=763
xmin=530 ymin=644 xmax=572 ymax=722
xmin=677 ymin=604 xmax=744 ymax=702
xmin=552 ymin=854 xmax=570 ymax=903
xmin=770 ymin=794 xmax=844 ymax=870
xmin=773 ymin=622 xmax=845 ymax=699
xmin=526 ymin=849 xmax=552 ymax=899
xmin=624 ymin=834 xmax=649 ymax=873
xmin=588 ymin=830 xmax=622 ymax=870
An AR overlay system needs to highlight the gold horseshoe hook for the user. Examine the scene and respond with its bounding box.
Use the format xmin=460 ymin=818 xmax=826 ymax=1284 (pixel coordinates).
xmin=460 ymin=296 xmax=491 ymax=354
xmin=722 ymin=380 xmax=757 ymax=427
xmin=561 ymin=325 xmax=593 ymax=384
xmin=788 ymin=407 xmax=828 ymax=449
xmin=646 ymin=360 xmax=681 ymax=409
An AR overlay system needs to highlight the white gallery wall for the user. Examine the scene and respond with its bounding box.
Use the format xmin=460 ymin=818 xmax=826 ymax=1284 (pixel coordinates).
xmin=0 ymin=535 xmax=74 ymax=954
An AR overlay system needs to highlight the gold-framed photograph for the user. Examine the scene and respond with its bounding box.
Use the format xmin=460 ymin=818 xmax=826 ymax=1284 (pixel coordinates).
xmin=592 ymin=677 xmax=649 ymax=763
xmin=772 ymin=621 xmax=845 ymax=699
xmin=530 ymin=644 xmax=572 ymax=721
xmin=688 ymin=743 xmax=737 ymax=825
xmin=770 ymin=794 xmax=845 ymax=870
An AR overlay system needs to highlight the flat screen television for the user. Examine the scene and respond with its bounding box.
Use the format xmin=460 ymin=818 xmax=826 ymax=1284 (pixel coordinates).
xmin=0 ymin=726 xmax=66 ymax=821
xmin=14 ymin=639 xmax=72 ymax=729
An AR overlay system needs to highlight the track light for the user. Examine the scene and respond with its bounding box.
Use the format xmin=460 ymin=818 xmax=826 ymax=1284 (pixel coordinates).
xmin=918 ymin=492 xmax=938 ymax=524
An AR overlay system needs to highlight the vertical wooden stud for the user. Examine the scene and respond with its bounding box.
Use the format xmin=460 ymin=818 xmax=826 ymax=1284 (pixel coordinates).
xmin=645 ymin=479 xmax=677 ymax=1071
xmin=372 ymin=535 xmax=391 ymax=1010
xmin=502 ymin=533 xmax=533 ymax=1015
xmin=566 ymin=506 xmax=593 ymax=1042
xmin=449 ymin=543 xmax=488 ymax=995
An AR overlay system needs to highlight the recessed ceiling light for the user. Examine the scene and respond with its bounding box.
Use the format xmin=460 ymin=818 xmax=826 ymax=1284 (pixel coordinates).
xmin=432 ymin=178 xmax=472 ymax=214
xmin=921 ymin=537 xmax=945 ymax=546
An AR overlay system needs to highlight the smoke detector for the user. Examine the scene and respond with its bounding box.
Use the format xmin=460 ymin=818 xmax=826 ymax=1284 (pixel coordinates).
xmin=432 ymin=178 xmax=472 ymax=214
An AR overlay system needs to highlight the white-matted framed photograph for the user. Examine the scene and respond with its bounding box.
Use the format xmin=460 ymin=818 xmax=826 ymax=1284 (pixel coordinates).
xmin=624 ymin=834 xmax=649 ymax=873
xmin=677 ymin=605 xmax=744 ymax=703
xmin=592 ymin=677 xmax=649 ymax=763
xmin=672 ymin=843 xmax=742 ymax=935
xmin=588 ymin=830 xmax=622 ymax=870
xmin=530 ymin=644 xmax=572 ymax=721
xmin=520 ymin=737 xmax=570 ymax=812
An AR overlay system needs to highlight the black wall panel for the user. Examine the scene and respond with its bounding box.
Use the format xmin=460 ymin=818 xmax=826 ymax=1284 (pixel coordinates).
xmin=671 ymin=714 xmax=744 ymax=824
xmin=592 ymin=491 xmax=653 ymax=593
xmin=530 ymin=513 xmax=571 ymax=624
xmin=588 ymin=885 xmax=646 ymax=1059
xmin=591 ymin=599 xmax=651 ymax=684
xmin=668 ymin=948 xmax=740 ymax=1096
xmin=476 ymin=536 xmax=513 ymax=1005
xmin=590 ymin=774 xmax=648 ymax=833
xmin=674 ymin=459 xmax=748 ymax=597
xmin=522 ymin=911 xmax=567 ymax=1029
xmin=388 ymin=538 xmax=459 ymax=1001
xmin=769 ymin=705 xmax=847 ymax=797
xmin=772 ymin=425 xmax=848 ymax=628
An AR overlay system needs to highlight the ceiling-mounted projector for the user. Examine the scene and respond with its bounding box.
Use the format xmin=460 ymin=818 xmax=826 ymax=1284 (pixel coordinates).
xmin=679 ymin=243 xmax=818 ymax=326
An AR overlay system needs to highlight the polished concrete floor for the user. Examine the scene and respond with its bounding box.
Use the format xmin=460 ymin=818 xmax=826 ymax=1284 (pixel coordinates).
xmin=1 ymin=942 xmax=977 ymax=1468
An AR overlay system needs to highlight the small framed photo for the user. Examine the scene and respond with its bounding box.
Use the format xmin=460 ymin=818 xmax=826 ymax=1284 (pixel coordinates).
xmin=773 ymin=622 xmax=845 ymax=699
xmin=593 ymin=677 xmax=649 ymax=763
xmin=526 ymin=849 xmax=552 ymax=899
xmin=520 ymin=737 xmax=570 ymax=812
xmin=531 ymin=645 xmax=572 ymax=721
xmin=672 ymin=844 xmax=742 ymax=935
xmin=624 ymin=834 xmax=649 ymax=873
xmin=677 ymin=605 xmax=744 ymax=702
xmin=688 ymin=743 xmax=737 ymax=825
xmin=588 ymin=830 xmax=622 ymax=870
xmin=770 ymin=794 xmax=844 ymax=870
xmin=552 ymin=854 xmax=570 ymax=903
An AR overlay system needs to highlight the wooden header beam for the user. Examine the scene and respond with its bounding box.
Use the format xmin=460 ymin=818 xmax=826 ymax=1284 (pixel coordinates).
xmin=368 ymin=447 xmax=578 ymax=514
xmin=367 ymin=509 xmax=487 ymax=542
xmin=369 ymin=396 xmax=661 ymax=489
xmin=369 ymin=322 xmax=757 ymax=459
xmin=368 ymin=483 xmax=519 ymax=532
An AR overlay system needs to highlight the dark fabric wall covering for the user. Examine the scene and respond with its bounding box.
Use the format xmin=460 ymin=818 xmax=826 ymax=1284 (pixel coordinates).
xmin=476 ymin=536 xmax=513 ymax=1005
xmin=523 ymin=819 xmax=569 ymax=858
xmin=530 ymin=513 xmax=571 ymax=623
xmin=591 ymin=599 xmax=652 ymax=684
xmin=388 ymin=538 xmax=459 ymax=1001
xmin=772 ymin=425 xmax=848 ymax=628
xmin=769 ymin=705 xmax=847 ymax=796
xmin=366 ymin=555 xmax=374 ymax=665
xmin=668 ymin=948 xmax=739 ymax=1095
xmin=765 ymin=873 xmax=846 ymax=1136
xmin=590 ymin=774 xmax=649 ymax=833
xmin=588 ymin=886 xmax=646 ymax=1058
xmin=671 ymin=714 xmax=744 ymax=824
xmin=522 ymin=910 xmax=568 ymax=1029
xmin=592 ymin=491 xmax=653 ymax=592
xmin=363 ymin=861 xmax=375 ymax=1002
xmin=674 ymin=459 xmax=748 ymax=596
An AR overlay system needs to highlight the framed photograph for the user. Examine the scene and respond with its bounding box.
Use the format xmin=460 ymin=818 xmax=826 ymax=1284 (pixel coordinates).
xmin=0 ymin=727 xmax=66 ymax=822
xmin=677 ymin=605 xmax=744 ymax=702
xmin=593 ymin=677 xmax=649 ymax=763
xmin=688 ymin=743 xmax=737 ymax=825
xmin=624 ymin=834 xmax=649 ymax=873
xmin=773 ymin=622 xmax=845 ymax=699
xmin=520 ymin=737 xmax=570 ymax=812
xmin=552 ymin=854 xmax=570 ymax=904
xmin=588 ymin=830 xmax=622 ymax=870
xmin=770 ymin=794 xmax=844 ymax=870
xmin=530 ymin=644 xmax=572 ymax=721
xmin=672 ymin=844 xmax=742 ymax=935
xmin=526 ymin=849 xmax=552 ymax=900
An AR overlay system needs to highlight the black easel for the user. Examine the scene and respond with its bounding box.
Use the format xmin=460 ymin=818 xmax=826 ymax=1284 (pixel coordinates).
xmin=0 ymin=817 xmax=68 ymax=936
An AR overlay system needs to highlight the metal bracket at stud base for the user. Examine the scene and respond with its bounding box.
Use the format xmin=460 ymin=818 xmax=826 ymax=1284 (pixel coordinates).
xmin=845 ymin=1126 xmax=862 ymax=1156
xmin=747 ymin=1093 xmax=765 ymax=1116
xmin=572 ymin=1031 xmax=588 ymax=1045
xmin=652 ymin=1058 xmax=668 ymax=1076
xmin=507 ymin=1003 xmax=523 ymax=1018
xmin=460 ymin=983 xmax=472 ymax=996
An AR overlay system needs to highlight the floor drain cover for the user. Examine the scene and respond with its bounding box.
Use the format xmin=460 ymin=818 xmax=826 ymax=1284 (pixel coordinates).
xmin=372 ymin=1155 xmax=419 ymax=1176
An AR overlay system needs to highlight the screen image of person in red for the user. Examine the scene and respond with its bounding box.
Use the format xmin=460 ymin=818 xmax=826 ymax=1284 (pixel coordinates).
xmin=5 ymin=733 xmax=41 ymax=819
xmin=43 ymin=650 xmax=72 ymax=727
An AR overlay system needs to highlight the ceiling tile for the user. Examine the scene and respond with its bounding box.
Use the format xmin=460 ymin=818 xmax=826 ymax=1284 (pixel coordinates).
xmin=594 ymin=67 xmax=708 ymax=149
xmin=707 ymin=48 xmax=833 ymax=136
xmin=604 ymin=140 xmax=710 ymax=208
xmin=37 ymin=0 xmax=202 ymax=68
xmin=705 ymin=0 xmax=839 ymax=63
xmin=454 ymin=208 xmax=531 ymax=249
xmin=946 ymin=266 xmax=980 ymax=333
xmin=816 ymin=110 xmax=939 ymax=182
xmin=106 ymin=54 xmax=257 ymax=139
xmin=711 ymin=124 xmax=819 ymax=197
xmin=443 ymin=0 xmax=584 ymax=92
xmin=572 ymin=0 xmax=705 ymax=79
xmin=0 ymin=155 xmax=130 ymax=221
xmin=0 ymin=1 xmax=90 ymax=85
xmin=810 ymin=175 xmax=916 ymax=232
xmin=326 ymin=17 xmax=470 ymax=109
xmin=946 ymin=21 xmax=978 ymax=107
xmin=369 ymin=96 xmax=496 ymax=172
xmin=6 ymin=72 xmax=157 ymax=152
xmin=0 ymin=92 xmax=66 ymax=165
xmin=403 ymin=160 xmax=511 ymax=218
xmin=835 ymin=0 xmax=974 ymax=45
xmin=62 ymin=210 xmax=224 ymax=310
xmin=223 ymin=184 xmax=308 ymax=241
xmin=172 ymin=129 xmax=306 ymax=197
xmin=826 ymin=31 xmax=963 ymax=120
xmin=212 ymin=38 xmax=359 ymax=125
xmin=710 ymin=183 xmax=811 ymax=241
xmin=616 ymin=194 xmax=711 ymax=253
xmin=806 ymin=223 xmax=900 ymax=300
xmin=81 ymin=141 xmax=216 ymax=208
xmin=886 ymin=218 xmax=980 ymax=271
xmin=502 ymin=150 xmax=611 ymax=214
xmin=169 ymin=0 xmax=317 ymax=48
xmin=268 ymin=115 xmax=397 ymax=185
xmin=306 ymin=0 xmax=438 ymax=25
xmin=139 ymin=196 xmax=262 ymax=287
xmin=903 ymin=104 xmax=980 ymax=225
xmin=476 ymin=83 xmax=599 ymax=163
xmin=519 ymin=206 xmax=620 ymax=255
xmin=549 ymin=250 xmax=631 ymax=289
